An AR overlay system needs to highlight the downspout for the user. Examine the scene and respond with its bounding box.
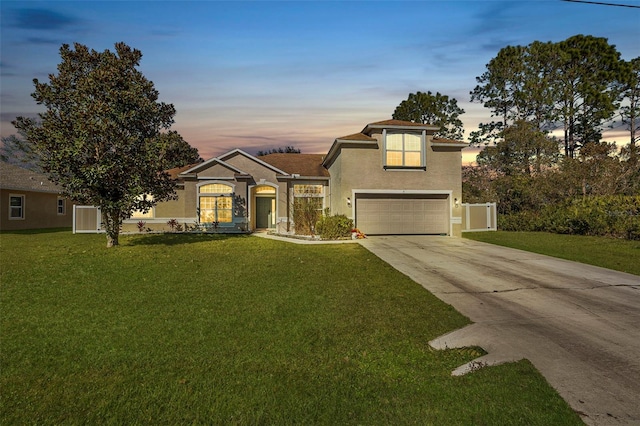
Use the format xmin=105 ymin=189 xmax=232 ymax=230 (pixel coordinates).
xmin=286 ymin=180 xmax=290 ymax=233
xmin=246 ymin=183 xmax=249 ymax=232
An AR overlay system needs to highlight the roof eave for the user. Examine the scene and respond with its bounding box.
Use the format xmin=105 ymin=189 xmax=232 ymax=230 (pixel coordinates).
xmin=431 ymin=142 xmax=469 ymax=148
xmin=277 ymin=175 xmax=330 ymax=181
xmin=363 ymin=123 xmax=439 ymax=134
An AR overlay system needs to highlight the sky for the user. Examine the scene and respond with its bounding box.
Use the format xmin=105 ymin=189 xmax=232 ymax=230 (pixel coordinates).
xmin=1 ymin=0 xmax=639 ymax=165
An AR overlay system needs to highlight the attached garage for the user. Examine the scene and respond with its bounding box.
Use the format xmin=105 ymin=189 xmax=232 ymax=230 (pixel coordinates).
xmin=355 ymin=193 xmax=450 ymax=235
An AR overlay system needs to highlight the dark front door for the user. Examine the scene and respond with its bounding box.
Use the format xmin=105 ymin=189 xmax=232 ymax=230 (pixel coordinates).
xmin=256 ymin=197 xmax=273 ymax=229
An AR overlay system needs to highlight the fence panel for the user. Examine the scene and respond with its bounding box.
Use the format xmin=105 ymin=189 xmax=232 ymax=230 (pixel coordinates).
xmin=461 ymin=203 xmax=497 ymax=232
xmin=73 ymin=206 xmax=102 ymax=233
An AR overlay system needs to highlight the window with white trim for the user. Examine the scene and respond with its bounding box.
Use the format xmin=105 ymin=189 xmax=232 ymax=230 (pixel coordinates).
xmin=384 ymin=132 xmax=425 ymax=169
xmin=9 ymin=194 xmax=24 ymax=220
xmin=199 ymin=183 xmax=233 ymax=223
xmin=57 ymin=197 xmax=66 ymax=215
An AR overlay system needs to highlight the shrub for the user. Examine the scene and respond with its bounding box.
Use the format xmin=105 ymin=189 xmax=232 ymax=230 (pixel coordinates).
xmin=500 ymin=196 xmax=640 ymax=240
xmin=293 ymin=198 xmax=322 ymax=235
xmin=315 ymin=214 xmax=353 ymax=240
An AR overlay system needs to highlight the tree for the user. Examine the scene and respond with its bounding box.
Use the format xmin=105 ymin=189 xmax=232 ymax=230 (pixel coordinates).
xmin=155 ymin=130 xmax=202 ymax=169
xmin=13 ymin=42 xmax=184 ymax=247
xmin=476 ymin=120 xmax=559 ymax=176
xmin=470 ymin=35 xmax=623 ymax=157
xmin=618 ymin=57 xmax=640 ymax=156
xmin=0 ymin=132 xmax=41 ymax=171
xmin=392 ymin=91 xmax=465 ymax=140
xmin=256 ymin=146 xmax=301 ymax=156
xmin=553 ymin=35 xmax=622 ymax=158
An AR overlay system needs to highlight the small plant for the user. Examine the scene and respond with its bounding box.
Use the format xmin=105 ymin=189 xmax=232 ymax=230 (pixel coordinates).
xmin=175 ymin=223 xmax=183 ymax=232
xmin=136 ymin=220 xmax=146 ymax=232
xmin=167 ymin=218 xmax=179 ymax=232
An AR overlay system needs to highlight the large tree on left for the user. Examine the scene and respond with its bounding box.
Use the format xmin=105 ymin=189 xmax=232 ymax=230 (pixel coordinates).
xmin=14 ymin=42 xmax=182 ymax=247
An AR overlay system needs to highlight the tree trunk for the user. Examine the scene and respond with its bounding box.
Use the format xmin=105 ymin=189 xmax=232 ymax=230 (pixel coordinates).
xmin=103 ymin=209 xmax=121 ymax=247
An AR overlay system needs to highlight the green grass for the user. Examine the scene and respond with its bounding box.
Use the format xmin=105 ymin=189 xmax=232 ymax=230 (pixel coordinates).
xmin=464 ymin=231 xmax=640 ymax=276
xmin=1 ymin=231 xmax=582 ymax=425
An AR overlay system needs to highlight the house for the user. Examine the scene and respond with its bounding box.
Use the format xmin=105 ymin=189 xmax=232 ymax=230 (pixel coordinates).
xmin=117 ymin=119 xmax=468 ymax=237
xmin=0 ymin=162 xmax=73 ymax=231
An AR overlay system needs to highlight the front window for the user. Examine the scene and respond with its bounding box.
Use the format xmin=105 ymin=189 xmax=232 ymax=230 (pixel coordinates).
xmin=199 ymin=183 xmax=233 ymax=223
xmin=384 ymin=132 xmax=424 ymax=168
xmin=293 ymin=184 xmax=324 ymax=235
xmin=9 ymin=195 xmax=24 ymax=220
xmin=294 ymin=184 xmax=323 ymax=197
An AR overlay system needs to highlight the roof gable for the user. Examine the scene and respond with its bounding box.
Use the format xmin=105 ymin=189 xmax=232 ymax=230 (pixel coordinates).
xmin=218 ymin=149 xmax=289 ymax=176
xmin=180 ymin=157 xmax=246 ymax=176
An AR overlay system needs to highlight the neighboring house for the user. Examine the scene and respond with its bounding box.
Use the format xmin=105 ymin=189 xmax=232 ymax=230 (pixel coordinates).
xmin=116 ymin=119 xmax=468 ymax=237
xmin=0 ymin=162 xmax=72 ymax=231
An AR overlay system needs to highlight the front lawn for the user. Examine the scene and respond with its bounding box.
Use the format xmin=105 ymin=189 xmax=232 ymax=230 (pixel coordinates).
xmin=464 ymin=231 xmax=640 ymax=276
xmin=0 ymin=231 xmax=581 ymax=424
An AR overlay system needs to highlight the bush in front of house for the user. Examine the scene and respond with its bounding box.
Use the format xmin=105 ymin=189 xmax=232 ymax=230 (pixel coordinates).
xmin=315 ymin=214 xmax=354 ymax=240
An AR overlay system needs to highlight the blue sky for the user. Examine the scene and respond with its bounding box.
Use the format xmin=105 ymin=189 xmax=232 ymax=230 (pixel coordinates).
xmin=1 ymin=1 xmax=639 ymax=163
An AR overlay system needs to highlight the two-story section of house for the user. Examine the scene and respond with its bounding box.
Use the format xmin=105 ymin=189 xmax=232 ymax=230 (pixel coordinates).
xmin=322 ymin=120 xmax=468 ymax=237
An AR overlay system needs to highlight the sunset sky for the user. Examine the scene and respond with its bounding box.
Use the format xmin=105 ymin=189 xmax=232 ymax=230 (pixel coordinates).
xmin=1 ymin=1 xmax=639 ymax=165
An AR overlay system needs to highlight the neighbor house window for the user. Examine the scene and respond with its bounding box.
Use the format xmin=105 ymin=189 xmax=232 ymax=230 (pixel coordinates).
xmin=57 ymin=197 xmax=66 ymax=215
xmin=9 ymin=194 xmax=24 ymax=220
xmin=384 ymin=132 xmax=425 ymax=168
xmin=199 ymin=183 xmax=233 ymax=223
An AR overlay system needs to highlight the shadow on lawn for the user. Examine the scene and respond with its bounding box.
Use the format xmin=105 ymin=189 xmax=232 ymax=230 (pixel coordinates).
xmin=124 ymin=232 xmax=250 ymax=246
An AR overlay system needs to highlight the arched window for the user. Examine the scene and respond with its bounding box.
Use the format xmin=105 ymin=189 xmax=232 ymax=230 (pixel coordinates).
xmin=199 ymin=183 xmax=233 ymax=223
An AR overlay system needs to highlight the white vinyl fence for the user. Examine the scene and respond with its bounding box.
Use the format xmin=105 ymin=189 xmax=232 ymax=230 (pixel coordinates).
xmin=73 ymin=205 xmax=102 ymax=233
xmin=461 ymin=202 xmax=497 ymax=232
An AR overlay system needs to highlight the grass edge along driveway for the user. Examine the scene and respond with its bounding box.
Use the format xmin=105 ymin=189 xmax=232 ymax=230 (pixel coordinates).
xmin=0 ymin=231 xmax=582 ymax=425
xmin=464 ymin=231 xmax=640 ymax=276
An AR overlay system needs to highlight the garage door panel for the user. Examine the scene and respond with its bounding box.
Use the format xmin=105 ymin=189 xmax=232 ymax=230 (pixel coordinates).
xmin=356 ymin=197 xmax=448 ymax=235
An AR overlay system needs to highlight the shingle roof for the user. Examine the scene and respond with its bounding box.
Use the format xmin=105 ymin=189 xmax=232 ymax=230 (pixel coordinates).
xmin=259 ymin=153 xmax=329 ymax=177
xmin=166 ymin=163 xmax=201 ymax=179
xmin=0 ymin=162 xmax=62 ymax=193
xmin=335 ymin=132 xmax=377 ymax=142
xmin=368 ymin=119 xmax=431 ymax=127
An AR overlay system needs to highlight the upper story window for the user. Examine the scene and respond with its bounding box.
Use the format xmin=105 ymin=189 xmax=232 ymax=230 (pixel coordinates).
xmin=384 ymin=131 xmax=425 ymax=169
xmin=9 ymin=194 xmax=24 ymax=220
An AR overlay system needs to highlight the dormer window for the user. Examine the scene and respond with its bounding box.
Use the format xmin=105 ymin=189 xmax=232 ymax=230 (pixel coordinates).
xmin=383 ymin=131 xmax=426 ymax=170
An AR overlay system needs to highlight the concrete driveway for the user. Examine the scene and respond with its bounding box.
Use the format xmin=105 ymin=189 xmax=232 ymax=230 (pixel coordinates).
xmin=359 ymin=236 xmax=640 ymax=426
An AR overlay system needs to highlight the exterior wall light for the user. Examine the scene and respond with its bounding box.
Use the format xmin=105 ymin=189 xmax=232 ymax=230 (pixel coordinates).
xmin=346 ymin=197 xmax=351 ymax=207
xmin=454 ymin=198 xmax=460 ymax=208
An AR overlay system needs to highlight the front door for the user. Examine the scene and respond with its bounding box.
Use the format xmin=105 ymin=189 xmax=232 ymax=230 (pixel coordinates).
xmin=256 ymin=197 xmax=274 ymax=229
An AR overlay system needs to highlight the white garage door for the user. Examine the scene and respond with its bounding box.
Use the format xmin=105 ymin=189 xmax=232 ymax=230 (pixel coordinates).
xmin=356 ymin=196 xmax=449 ymax=235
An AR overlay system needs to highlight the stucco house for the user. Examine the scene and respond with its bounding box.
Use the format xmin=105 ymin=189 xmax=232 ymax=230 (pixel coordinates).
xmin=0 ymin=162 xmax=73 ymax=231
xmin=118 ymin=119 xmax=468 ymax=237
